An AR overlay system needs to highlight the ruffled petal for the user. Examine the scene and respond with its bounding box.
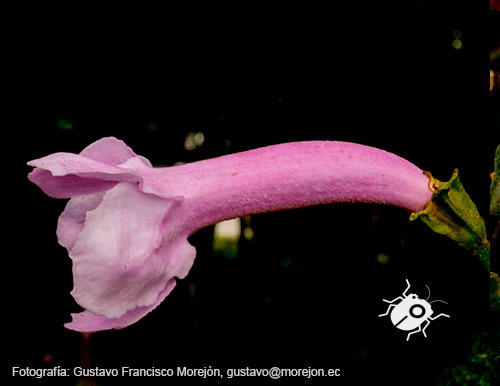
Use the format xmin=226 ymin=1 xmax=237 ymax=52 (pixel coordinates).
xmin=27 ymin=137 xmax=160 ymax=199
xmin=27 ymin=168 xmax=119 ymax=198
xmin=79 ymin=137 xmax=138 ymax=165
xmin=27 ymin=152 xmax=142 ymax=198
xmin=69 ymin=182 xmax=196 ymax=319
xmin=79 ymin=136 xmax=153 ymax=168
xmin=64 ymin=278 xmax=176 ymax=332
xmin=57 ymin=192 xmax=106 ymax=250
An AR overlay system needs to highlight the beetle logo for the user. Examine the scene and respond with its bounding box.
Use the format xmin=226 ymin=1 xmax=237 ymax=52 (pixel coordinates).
xmin=379 ymin=279 xmax=450 ymax=341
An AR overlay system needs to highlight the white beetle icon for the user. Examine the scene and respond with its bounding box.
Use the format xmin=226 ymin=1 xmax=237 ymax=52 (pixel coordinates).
xmin=379 ymin=279 xmax=450 ymax=341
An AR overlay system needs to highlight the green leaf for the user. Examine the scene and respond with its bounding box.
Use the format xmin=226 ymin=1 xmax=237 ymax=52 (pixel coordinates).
xmin=491 ymin=272 xmax=500 ymax=312
xmin=57 ymin=118 xmax=73 ymax=130
xmin=491 ymin=144 xmax=500 ymax=216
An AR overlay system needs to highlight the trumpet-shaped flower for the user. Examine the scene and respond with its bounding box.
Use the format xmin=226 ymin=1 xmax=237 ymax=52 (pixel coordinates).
xmin=28 ymin=137 xmax=432 ymax=332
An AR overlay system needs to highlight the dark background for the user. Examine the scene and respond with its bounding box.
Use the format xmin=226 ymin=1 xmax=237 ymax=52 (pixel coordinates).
xmin=8 ymin=1 xmax=498 ymax=385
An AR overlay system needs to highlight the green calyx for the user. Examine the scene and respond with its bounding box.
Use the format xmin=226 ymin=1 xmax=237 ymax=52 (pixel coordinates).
xmin=410 ymin=169 xmax=490 ymax=271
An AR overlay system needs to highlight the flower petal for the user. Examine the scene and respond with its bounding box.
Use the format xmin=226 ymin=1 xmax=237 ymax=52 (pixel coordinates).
xmin=27 ymin=168 xmax=119 ymax=198
xmin=79 ymin=136 xmax=153 ymax=168
xmin=64 ymin=278 xmax=176 ymax=332
xmin=27 ymin=137 xmax=158 ymax=199
xmin=57 ymin=192 xmax=106 ymax=250
xmin=79 ymin=137 xmax=138 ymax=165
xmin=69 ymin=182 xmax=195 ymax=319
xmin=27 ymin=152 xmax=141 ymax=198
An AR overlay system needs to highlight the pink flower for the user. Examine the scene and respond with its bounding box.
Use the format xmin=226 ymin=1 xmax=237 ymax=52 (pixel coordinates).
xmin=27 ymin=137 xmax=432 ymax=332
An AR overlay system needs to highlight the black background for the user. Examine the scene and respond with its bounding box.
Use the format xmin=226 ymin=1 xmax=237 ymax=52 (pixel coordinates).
xmin=7 ymin=1 xmax=499 ymax=385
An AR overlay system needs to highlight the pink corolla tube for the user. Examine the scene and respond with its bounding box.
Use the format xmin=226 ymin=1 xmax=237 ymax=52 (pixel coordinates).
xmin=27 ymin=137 xmax=432 ymax=332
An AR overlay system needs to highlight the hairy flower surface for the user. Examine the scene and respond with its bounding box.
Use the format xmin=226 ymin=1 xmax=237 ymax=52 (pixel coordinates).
xmin=28 ymin=137 xmax=432 ymax=332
